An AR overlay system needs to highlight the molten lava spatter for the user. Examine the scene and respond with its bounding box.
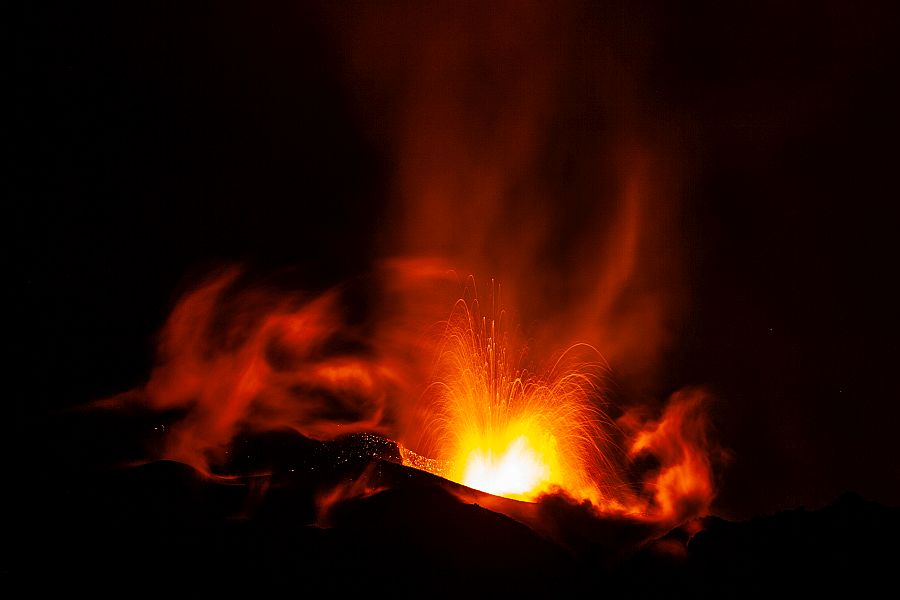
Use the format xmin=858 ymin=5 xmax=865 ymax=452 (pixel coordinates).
xmin=400 ymin=298 xmax=623 ymax=505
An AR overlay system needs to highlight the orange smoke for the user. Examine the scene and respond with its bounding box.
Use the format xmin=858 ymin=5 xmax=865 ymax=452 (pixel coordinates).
xmin=315 ymin=1 xmax=707 ymax=522
xmin=329 ymin=1 xmax=687 ymax=397
xmin=623 ymin=389 xmax=717 ymax=523
xmin=103 ymin=268 xmax=399 ymax=472
xmin=99 ymin=2 xmax=719 ymax=531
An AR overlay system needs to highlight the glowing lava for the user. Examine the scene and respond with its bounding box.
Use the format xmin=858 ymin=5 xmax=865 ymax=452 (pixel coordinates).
xmin=402 ymin=297 xmax=623 ymax=505
xmin=461 ymin=435 xmax=552 ymax=499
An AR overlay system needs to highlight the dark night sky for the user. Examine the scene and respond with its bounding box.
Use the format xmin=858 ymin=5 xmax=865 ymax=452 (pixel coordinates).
xmin=13 ymin=1 xmax=900 ymax=520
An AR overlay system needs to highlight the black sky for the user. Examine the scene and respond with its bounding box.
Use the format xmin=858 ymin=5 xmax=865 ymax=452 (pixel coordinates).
xmin=13 ymin=1 xmax=900 ymax=519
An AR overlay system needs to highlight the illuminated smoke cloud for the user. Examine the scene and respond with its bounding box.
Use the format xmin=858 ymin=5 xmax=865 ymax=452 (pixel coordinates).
xmin=100 ymin=1 xmax=720 ymax=530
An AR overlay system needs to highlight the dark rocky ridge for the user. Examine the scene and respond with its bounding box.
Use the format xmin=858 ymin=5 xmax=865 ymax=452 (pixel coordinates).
xmin=15 ymin=414 xmax=899 ymax=596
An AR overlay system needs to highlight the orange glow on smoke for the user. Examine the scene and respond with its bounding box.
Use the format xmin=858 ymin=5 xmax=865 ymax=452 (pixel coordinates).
xmin=317 ymin=1 xmax=707 ymax=521
xmin=624 ymin=390 xmax=716 ymax=521
xmin=103 ymin=268 xmax=398 ymax=472
xmin=332 ymin=0 xmax=687 ymax=404
xmin=98 ymin=2 xmax=721 ymax=530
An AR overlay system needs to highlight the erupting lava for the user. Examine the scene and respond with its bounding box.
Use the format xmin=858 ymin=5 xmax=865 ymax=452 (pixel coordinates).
xmin=84 ymin=0 xmax=724 ymax=542
xmin=462 ymin=436 xmax=550 ymax=498
xmin=401 ymin=296 xmax=619 ymax=505
xmin=397 ymin=294 xmax=716 ymax=523
xmin=100 ymin=269 xmax=716 ymax=526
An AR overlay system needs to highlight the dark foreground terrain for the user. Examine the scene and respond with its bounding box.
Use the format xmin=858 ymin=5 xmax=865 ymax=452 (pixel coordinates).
xmin=14 ymin=410 xmax=900 ymax=596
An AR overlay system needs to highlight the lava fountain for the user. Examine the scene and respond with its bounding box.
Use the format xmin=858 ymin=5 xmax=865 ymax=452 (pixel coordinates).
xmin=399 ymin=295 xmax=622 ymax=506
xmin=394 ymin=288 xmax=717 ymax=525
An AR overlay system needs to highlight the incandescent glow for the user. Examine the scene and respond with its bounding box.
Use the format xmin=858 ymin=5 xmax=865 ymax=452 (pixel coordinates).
xmin=462 ymin=435 xmax=552 ymax=499
xmin=402 ymin=296 xmax=623 ymax=505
